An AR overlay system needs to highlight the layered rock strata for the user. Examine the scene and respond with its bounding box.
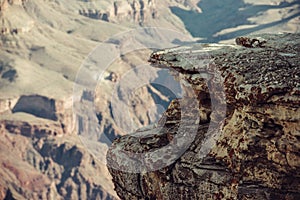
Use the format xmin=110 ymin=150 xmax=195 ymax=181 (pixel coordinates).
xmin=0 ymin=128 xmax=118 ymax=200
xmin=107 ymin=33 xmax=300 ymax=199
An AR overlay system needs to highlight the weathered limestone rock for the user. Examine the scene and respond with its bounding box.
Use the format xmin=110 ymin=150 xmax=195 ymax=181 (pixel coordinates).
xmin=107 ymin=33 xmax=300 ymax=199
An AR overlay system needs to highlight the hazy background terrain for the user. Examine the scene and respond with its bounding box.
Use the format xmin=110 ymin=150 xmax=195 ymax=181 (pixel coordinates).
xmin=0 ymin=0 xmax=299 ymax=199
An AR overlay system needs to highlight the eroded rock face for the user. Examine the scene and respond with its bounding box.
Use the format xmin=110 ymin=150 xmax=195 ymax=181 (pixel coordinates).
xmin=0 ymin=95 xmax=120 ymax=199
xmin=78 ymin=0 xmax=158 ymax=25
xmin=0 ymin=127 xmax=118 ymax=200
xmin=107 ymin=33 xmax=300 ymax=199
xmin=1 ymin=95 xmax=75 ymax=135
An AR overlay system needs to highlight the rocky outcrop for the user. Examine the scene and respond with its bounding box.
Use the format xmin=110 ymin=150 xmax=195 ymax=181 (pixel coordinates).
xmin=107 ymin=33 xmax=300 ymax=199
xmin=0 ymin=95 xmax=77 ymax=135
xmin=78 ymin=0 xmax=158 ymax=25
xmin=0 ymin=93 xmax=119 ymax=200
xmin=78 ymin=9 xmax=110 ymax=22
xmin=110 ymin=0 xmax=158 ymax=24
xmin=0 ymin=119 xmax=64 ymax=137
xmin=0 ymin=21 xmax=34 ymax=36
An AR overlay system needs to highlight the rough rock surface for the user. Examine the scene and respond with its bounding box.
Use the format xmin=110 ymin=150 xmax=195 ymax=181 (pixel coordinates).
xmin=107 ymin=33 xmax=300 ymax=199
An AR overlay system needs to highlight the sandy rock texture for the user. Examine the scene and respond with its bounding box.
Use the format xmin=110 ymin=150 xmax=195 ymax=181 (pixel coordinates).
xmin=107 ymin=33 xmax=300 ymax=199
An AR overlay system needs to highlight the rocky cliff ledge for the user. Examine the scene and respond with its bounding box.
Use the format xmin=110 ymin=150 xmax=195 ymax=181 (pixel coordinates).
xmin=107 ymin=33 xmax=300 ymax=199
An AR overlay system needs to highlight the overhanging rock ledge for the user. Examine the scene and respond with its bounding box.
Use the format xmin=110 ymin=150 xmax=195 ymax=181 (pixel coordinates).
xmin=107 ymin=33 xmax=300 ymax=200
